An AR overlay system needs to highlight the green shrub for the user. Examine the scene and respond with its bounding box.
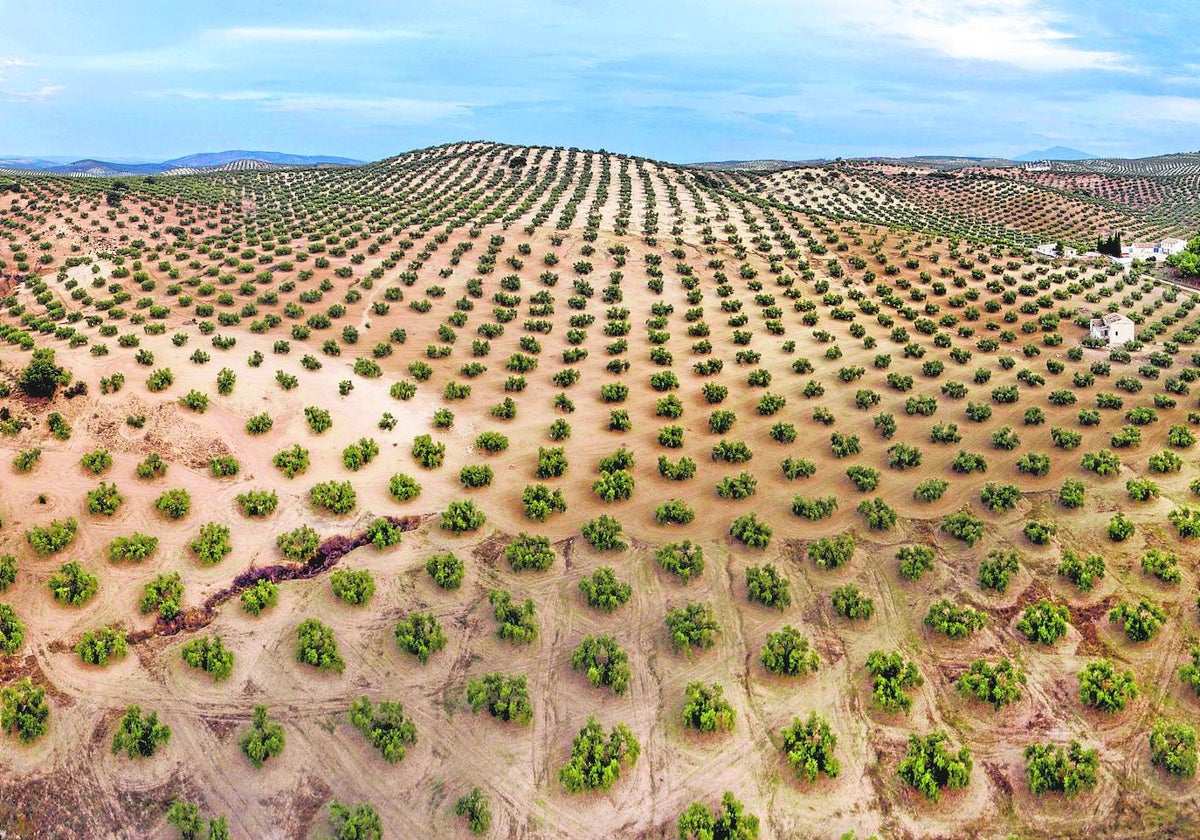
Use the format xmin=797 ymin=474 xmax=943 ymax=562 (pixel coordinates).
xmin=188 ymin=523 xmax=232 ymax=566
xmin=866 ymin=650 xmax=923 ymax=713
xmin=0 ymin=604 xmax=25 ymax=655
xmin=80 ymin=449 xmax=113 ymax=475
xmin=394 ymin=612 xmax=446 ymax=664
xmin=475 ymin=431 xmax=509 ymax=453
xmin=656 ymin=540 xmax=704 ymax=583
xmin=681 ymin=681 xmax=735 ymax=733
xmin=181 ymin=635 xmax=235 ymax=682
xmin=1018 ymin=599 xmax=1070 ymax=644
xmin=139 ymin=572 xmax=184 ymax=619
xmin=111 ymin=705 xmax=171 ymax=759
xmin=310 ymin=480 xmax=356 ymax=515
xmin=76 ymin=626 xmax=128 ymax=666
xmin=304 ymin=406 xmax=333 ymax=433
xmin=266 ymin=445 xmax=308 ymax=479
xmin=832 ymin=585 xmax=874 ymax=620
xmin=342 ymin=437 xmax=380 ymax=471
xmin=676 ymin=793 xmax=759 ymax=840
xmin=458 ymin=464 xmax=494 ymax=489
xmin=276 ymin=525 xmax=321 ymax=562
xmin=730 ymin=513 xmax=772 ymax=548
xmin=745 ymin=564 xmax=790 ymax=609
xmin=522 ymin=483 xmax=567 ymax=520
xmin=17 ymin=348 xmax=67 ymax=398
xmin=792 ymin=495 xmax=837 ymax=520
xmin=25 ymin=517 xmax=79 ymax=556
xmin=179 ymin=390 xmax=210 ymax=413
xmin=12 ymin=447 xmax=41 ymax=473
xmin=154 ymin=488 xmax=191 ymax=520
xmin=1057 ymin=550 xmax=1105 ymax=591
xmin=1107 ymin=511 xmax=1135 ymax=541
xmin=48 ymin=561 xmax=98 ymax=606
xmin=898 ymin=731 xmax=972 ymax=802
xmin=240 ymin=579 xmax=279 ymax=616
xmin=665 ymin=602 xmax=719 ymax=652
xmin=857 ymin=497 xmax=897 ymax=530
xmin=331 ymin=569 xmax=376 ymax=606
xmin=592 ymin=469 xmax=634 ymax=502
xmin=208 ymin=455 xmax=239 ymax=477
xmin=466 ymin=673 xmax=533 ymax=724
xmin=897 ymin=546 xmax=935 ymax=582
xmin=781 ymin=711 xmax=839 ymax=782
xmin=559 ymin=717 xmax=640 ymax=793
xmin=1081 ymin=449 xmax=1121 ymax=476
xmin=1150 ymin=718 xmax=1198 ymax=779
xmin=571 ymin=634 xmax=631 ymax=695
xmin=441 ymin=499 xmax=485 ymax=532
xmin=425 ymin=552 xmax=465 ymax=590
xmin=235 ymin=490 xmax=279 ymax=518
xmin=1077 ymin=660 xmax=1138 ymax=712
xmin=1024 ymin=741 xmax=1099 ymax=797
xmin=1108 ymin=599 xmax=1166 ymax=642
xmin=1169 ymin=506 xmax=1200 ymax=538
xmin=388 ymin=473 xmax=421 ymax=502
xmin=454 ymin=787 xmax=492 ymax=836
xmin=296 ymin=617 xmax=344 ymax=674
xmin=941 ymin=510 xmax=984 ymax=545
xmin=348 ymin=696 xmax=417 ymax=764
xmin=913 ymin=478 xmax=949 ymax=502
xmin=759 ymin=626 xmax=818 ymax=677
xmin=957 ymin=658 xmax=1025 ymax=709
xmin=781 ymin=457 xmax=816 ymax=480
xmin=715 ymin=471 xmax=757 ymax=499
xmin=86 ymin=481 xmax=124 ymax=516
xmin=0 ymin=677 xmax=48 ymax=743
xmin=488 ymin=589 xmax=538 ymax=643
xmin=504 ymin=532 xmax=554 ymax=572
xmin=845 ymin=466 xmax=880 ymax=492
xmin=581 ymin=515 xmax=626 ymax=551
xmin=809 ymin=534 xmax=855 ymax=569
xmin=577 ymin=566 xmax=631 ymax=613
xmin=239 ymin=705 xmax=285 ymax=768
xmin=1141 ymin=549 xmax=1181 ymax=584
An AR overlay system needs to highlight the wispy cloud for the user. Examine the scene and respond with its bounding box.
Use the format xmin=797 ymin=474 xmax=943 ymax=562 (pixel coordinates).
xmin=213 ymin=27 xmax=421 ymax=42
xmin=155 ymin=89 xmax=471 ymax=122
xmin=0 ymin=58 xmax=36 ymax=68
xmin=0 ymin=85 xmax=65 ymax=100
xmin=824 ymin=0 xmax=1128 ymax=72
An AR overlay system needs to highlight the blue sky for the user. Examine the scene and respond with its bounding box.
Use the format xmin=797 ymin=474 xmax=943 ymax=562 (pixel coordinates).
xmin=1 ymin=0 xmax=1197 ymax=163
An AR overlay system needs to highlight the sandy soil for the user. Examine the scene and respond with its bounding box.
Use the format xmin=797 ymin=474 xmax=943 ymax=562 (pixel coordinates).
xmin=0 ymin=147 xmax=1199 ymax=839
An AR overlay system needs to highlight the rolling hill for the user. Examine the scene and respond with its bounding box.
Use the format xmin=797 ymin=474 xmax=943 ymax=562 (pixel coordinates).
xmin=0 ymin=141 xmax=1199 ymax=839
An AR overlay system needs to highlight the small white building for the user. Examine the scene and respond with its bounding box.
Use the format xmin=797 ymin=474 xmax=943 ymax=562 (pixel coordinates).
xmin=1035 ymin=243 xmax=1078 ymax=258
xmin=1090 ymin=313 xmax=1135 ymax=346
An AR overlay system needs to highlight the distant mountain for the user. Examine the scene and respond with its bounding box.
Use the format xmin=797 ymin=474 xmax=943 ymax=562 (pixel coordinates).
xmin=0 ymin=157 xmax=66 ymax=170
xmin=0 ymin=150 xmax=364 ymax=177
xmin=1014 ymin=146 xmax=1098 ymax=162
xmin=162 ymin=151 xmax=364 ymax=168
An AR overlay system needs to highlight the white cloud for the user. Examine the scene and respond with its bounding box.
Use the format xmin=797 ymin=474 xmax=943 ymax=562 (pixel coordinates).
xmin=1109 ymin=94 xmax=1200 ymax=124
xmin=0 ymin=58 xmax=35 ymax=68
xmin=823 ymin=0 xmax=1128 ymax=72
xmin=155 ymin=89 xmax=471 ymax=122
xmin=0 ymin=85 xmax=65 ymax=100
xmin=213 ymin=27 xmax=421 ymax=42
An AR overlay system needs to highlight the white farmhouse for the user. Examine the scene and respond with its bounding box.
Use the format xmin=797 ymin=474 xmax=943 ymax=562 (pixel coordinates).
xmin=1089 ymin=313 xmax=1134 ymax=346
xmin=1122 ymin=238 xmax=1188 ymax=260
